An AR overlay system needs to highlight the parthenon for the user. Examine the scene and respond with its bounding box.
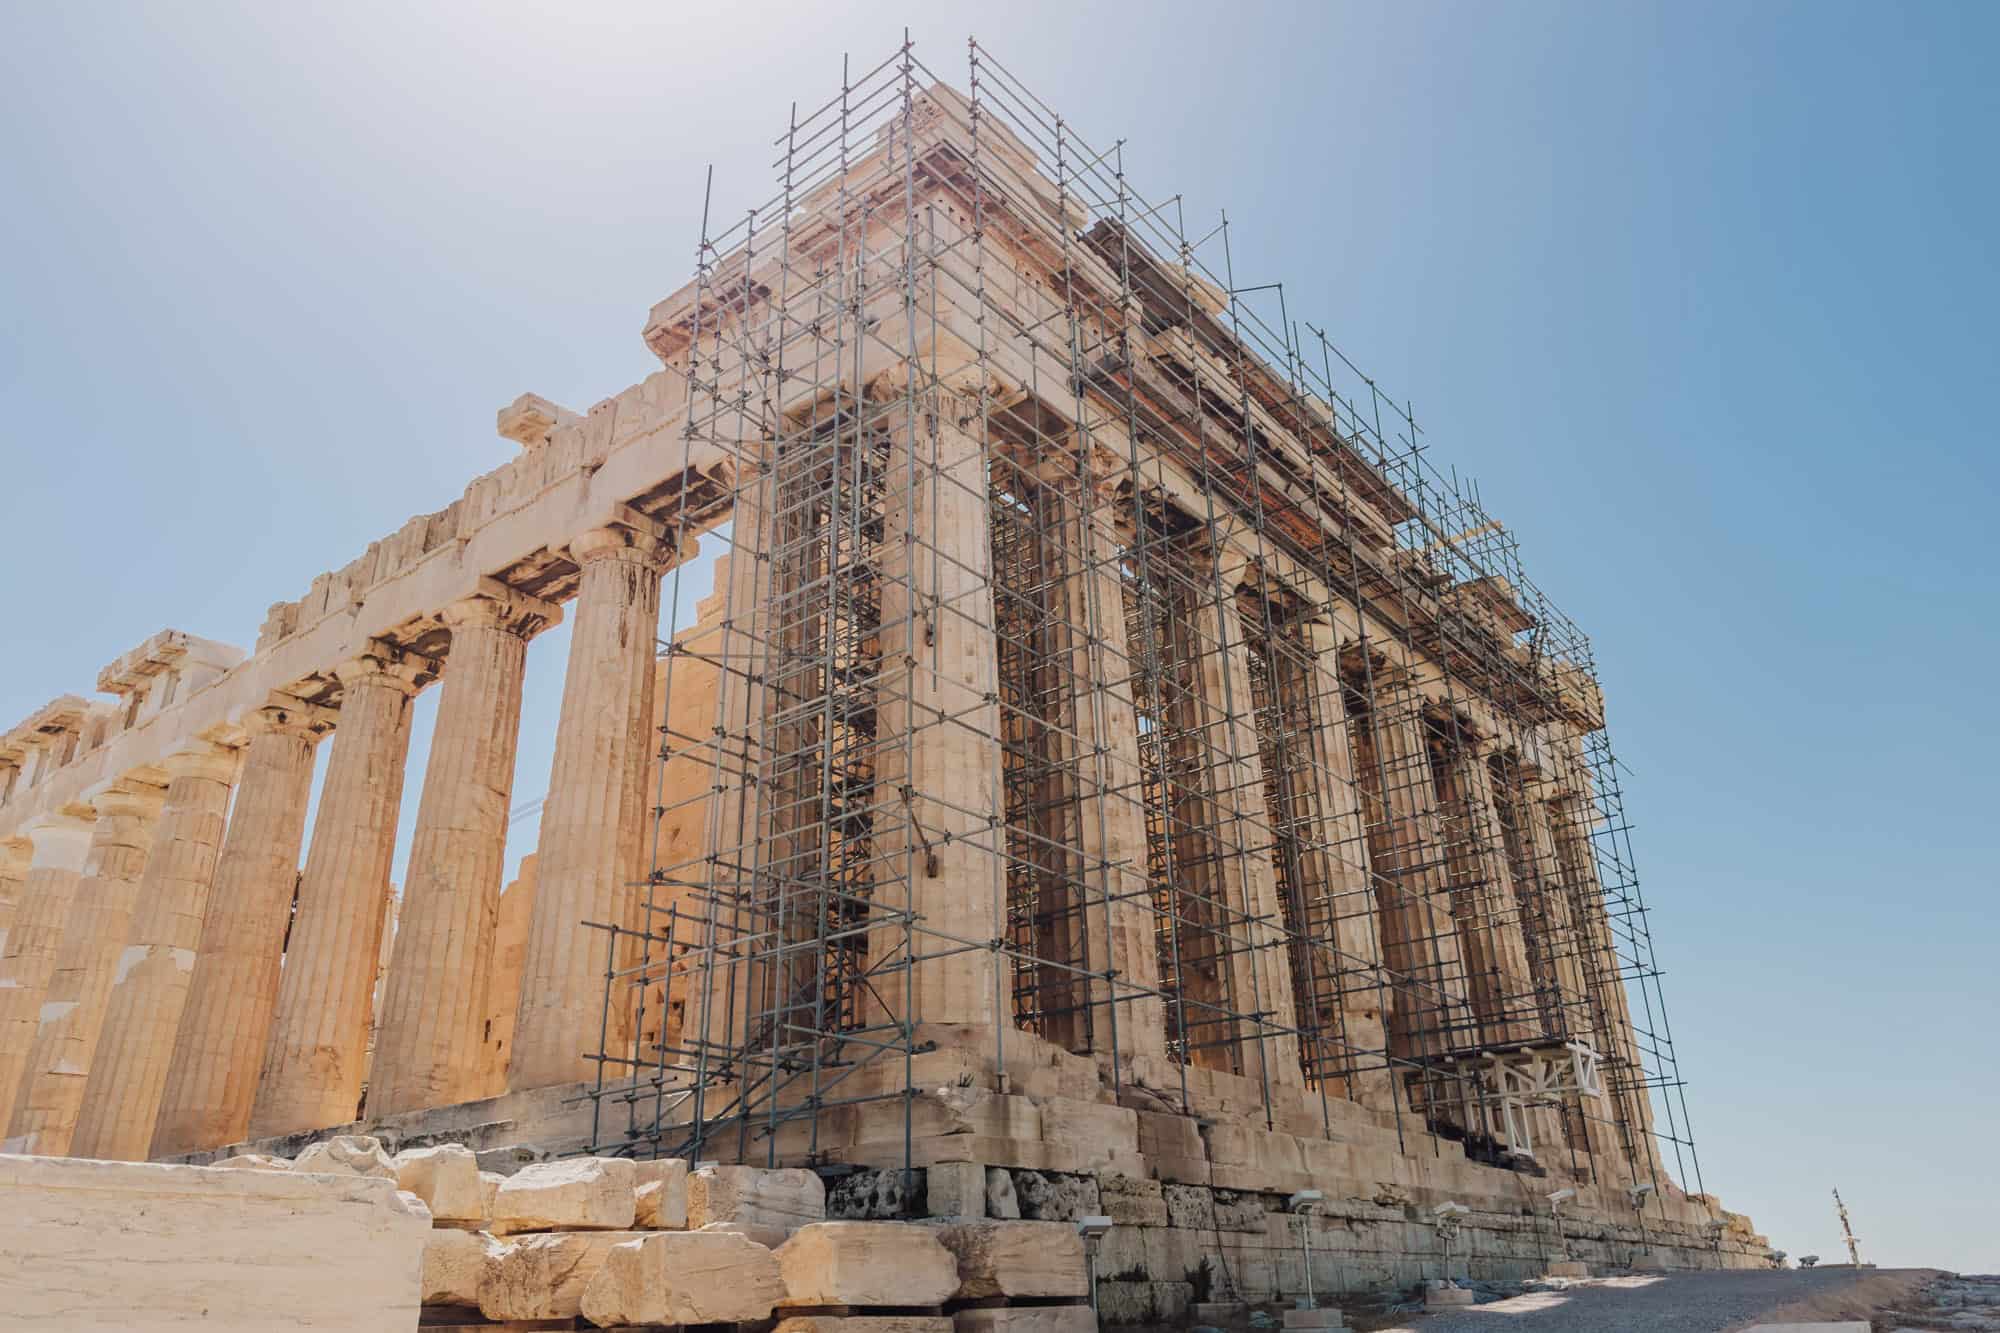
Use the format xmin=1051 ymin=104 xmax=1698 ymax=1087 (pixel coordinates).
xmin=0 ymin=41 xmax=1771 ymax=1315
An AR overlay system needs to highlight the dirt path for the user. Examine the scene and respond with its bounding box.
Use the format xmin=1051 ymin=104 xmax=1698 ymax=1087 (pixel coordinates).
xmin=1363 ymin=1266 xmax=1938 ymax=1331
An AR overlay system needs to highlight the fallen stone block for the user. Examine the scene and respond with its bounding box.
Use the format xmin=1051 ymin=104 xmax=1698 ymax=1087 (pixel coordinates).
xmin=421 ymin=1229 xmax=505 ymax=1307
xmin=633 ymin=1157 xmax=688 ymax=1229
xmin=0 ymin=1154 xmax=428 ymax=1329
xmin=953 ymin=1307 xmax=1097 ymax=1333
xmin=777 ymin=1221 xmax=959 ymax=1307
xmin=395 ymin=1143 xmax=485 ymax=1224
xmin=292 ymin=1134 xmax=397 ymax=1180
xmin=688 ymin=1163 xmax=826 ymax=1233
xmin=1281 ymin=1308 xmax=1346 ymax=1329
xmin=579 ymin=1229 xmax=788 ymax=1326
xmin=212 ymin=1153 xmax=291 ymax=1172
xmin=699 ymin=1218 xmax=793 ymax=1249
xmin=478 ymin=1229 xmax=645 ymax=1320
xmin=478 ymin=1170 xmax=504 ymax=1218
xmin=934 ymin=1220 xmax=1088 ymax=1300
xmin=493 ymin=1156 xmax=636 ymax=1232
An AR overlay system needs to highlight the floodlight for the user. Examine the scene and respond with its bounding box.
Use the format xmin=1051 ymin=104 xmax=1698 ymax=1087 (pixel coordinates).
xmin=1288 ymin=1189 xmax=1324 ymax=1213
xmin=1076 ymin=1216 xmax=1112 ymax=1241
xmin=1547 ymin=1188 xmax=1577 ymax=1206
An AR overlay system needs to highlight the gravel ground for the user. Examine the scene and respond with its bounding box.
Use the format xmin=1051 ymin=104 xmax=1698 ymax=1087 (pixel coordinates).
xmin=1364 ymin=1266 xmax=1935 ymax=1331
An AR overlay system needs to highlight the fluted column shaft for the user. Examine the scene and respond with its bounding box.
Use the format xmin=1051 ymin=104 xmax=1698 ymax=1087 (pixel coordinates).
xmin=1299 ymin=624 xmax=1392 ymax=1110
xmin=866 ymin=406 xmax=1005 ymax=1031
xmin=370 ymin=592 xmax=548 ymax=1115
xmin=249 ymin=649 xmax=421 ymax=1137
xmin=71 ymin=745 xmax=240 ymax=1160
xmin=510 ymin=526 xmax=667 ymax=1091
xmin=1197 ymin=561 xmax=1302 ymax=1089
xmin=0 ymin=813 xmax=96 ymax=1117
xmin=151 ymin=702 xmax=324 ymax=1156
xmin=1439 ymin=738 xmax=1540 ymax=1047
xmin=1072 ymin=489 xmax=1166 ymax=1061
xmin=0 ymin=839 xmax=31 ymax=955
xmin=6 ymin=784 xmax=164 ymax=1154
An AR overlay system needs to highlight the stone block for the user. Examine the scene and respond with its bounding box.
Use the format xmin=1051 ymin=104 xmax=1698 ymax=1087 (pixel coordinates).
xmin=478 ymin=1169 xmax=504 ymax=1218
xmin=925 ymin=1161 xmax=986 ymax=1218
xmin=1424 ymin=1282 xmax=1474 ymax=1308
xmin=421 ymin=1228 xmax=504 ymax=1307
xmin=1012 ymin=1169 xmax=1101 ymax=1221
xmin=492 ymin=1156 xmax=636 ymax=1232
xmin=579 ymin=1229 xmax=788 ymax=1326
xmin=1037 ymin=1098 xmax=1139 ymax=1169
xmin=688 ymin=1163 xmax=826 ymax=1233
xmin=292 ymin=1134 xmax=397 ymax=1180
xmin=700 ymin=1218 xmax=794 ymax=1249
xmin=394 ymin=1143 xmax=484 ymax=1224
xmin=1211 ymin=1188 xmax=1270 ymax=1234
xmin=1162 ymin=1183 xmax=1214 ymax=1230
xmin=213 ymin=1153 xmax=291 ymax=1171
xmin=0 ymin=1154 xmax=428 ymax=1330
xmin=1096 ymin=1279 xmax=1193 ymax=1324
xmin=777 ymin=1221 xmax=960 ymax=1307
xmin=1544 ymin=1259 xmax=1589 ymax=1277
xmin=986 ymin=1166 xmax=1021 ymax=1219
xmin=830 ymin=1167 xmax=920 ymax=1220
xmin=779 ymin=1318 xmax=952 ymax=1333
xmin=1135 ymin=1110 xmax=1204 ymax=1162
xmin=478 ymin=1229 xmax=645 ymax=1320
xmin=1099 ymin=1174 xmax=1168 ymax=1227
xmin=634 ymin=1157 xmax=688 ymax=1228
xmin=953 ymin=1307 xmax=1097 ymax=1333
xmin=935 ymin=1220 xmax=1088 ymax=1300
xmin=1281 ymin=1307 xmax=1346 ymax=1328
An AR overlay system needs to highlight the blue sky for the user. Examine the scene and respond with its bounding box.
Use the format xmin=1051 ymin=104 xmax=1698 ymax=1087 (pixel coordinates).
xmin=3 ymin=1 xmax=1993 ymax=1270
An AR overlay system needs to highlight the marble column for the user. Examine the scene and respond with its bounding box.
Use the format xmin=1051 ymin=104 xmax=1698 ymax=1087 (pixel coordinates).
xmin=1198 ymin=559 xmax=1302 ymax=1090
xmin=866 ymin=404 xmax=1005 ymax=1032
xmin=1438 ymin=735 xmax=1539 ymax=1047
xmin=0 ymin=838 xmax=31 ymax=953
xmin=6 ymin=782 xmax=164 ymax=1154
xmin=151 ymin=699 xmax=327 ymax=1156
xmin=0 ymin=812 xmax=96 ymax=1118
xmin=71 ymin=743 xmax=240 ymax=1161
xmin=1300 ymin=622 xmax=1392 ymax=1110
xmin=510 ymin=524 xmax=669 ymax=1091
xmin=1071 ymin=485 xmax=1166 ymax=1062
xmin=1351 ymin=685 xmax=1471 ymax=1121
xmin=370 ymin=590 xmax=551 ymax=1115
xmin=249 ymin=647 xmax=422 ymax=1137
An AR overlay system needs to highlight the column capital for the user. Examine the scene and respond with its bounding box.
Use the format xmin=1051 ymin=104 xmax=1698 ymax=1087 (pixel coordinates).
xmin=567 ymin=505 xmax=690 ymax=571
xmin=162 ymin=741 xmax=241 ymax=786
xmin=332 ymin=642 xmax=431 ymax=697
xmin=245 ymin=692 xmax=338 ymax=740
xmin=444 ymin=580 xmax=564 ymax=638
xmin=89 ymin=780 xmax=168 ymax=823
xmin=22 ymin=811 xmax=97 ymax=870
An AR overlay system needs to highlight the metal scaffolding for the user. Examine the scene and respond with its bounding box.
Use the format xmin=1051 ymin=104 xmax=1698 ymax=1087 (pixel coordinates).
xmin=577 ymin=36 xmax=1708 ymax=1204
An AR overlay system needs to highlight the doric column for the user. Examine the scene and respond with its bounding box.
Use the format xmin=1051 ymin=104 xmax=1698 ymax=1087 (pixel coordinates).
xmin=370 ymin=588 xmax=555 ymax=1115
xmin=1435 ymin=733 xmax=1539 ymax=1047
xmin=0 ymin=812 xmax=97 ymax=1117
xmin=0 ymin=838 xmax=31 ymax=953
xmin=510 ymin=523 xmax=670 ymax=1091
xmin=1541 ymin=749 xmax=1657 ymax=1185
xmin=1300 ymin=621 xmax=1392 ymax=1110
xmin=152 ymin=698 xmax=328 ymax=1157
xmin=71 ymin=743 xmax=241 ymax=1160
xmin=1071 ymin=483 xmax=1165 ymax=1062
xmin=1198 ymin=557 xmax=1301 ymax=1091
xmin=867 ymin=402 xmax=1005 ymax=1031
xmin=249 ymin=646 xmax=423 ymax=1137
xmin=6 ymin=782 xmax=165 ymax=1154
xmin=1347 ymin=675 xmax=1472 ymax=1121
